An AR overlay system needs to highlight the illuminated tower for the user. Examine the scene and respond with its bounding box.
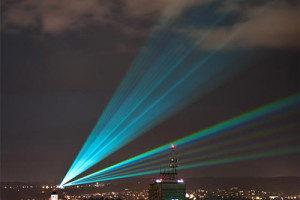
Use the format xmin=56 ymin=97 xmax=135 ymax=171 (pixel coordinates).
xmin=149 ymin=145 xmax=186 ymax=200
xmin=51 ymin=191 xmax=58 ymax=200
xmin=169 ymin=144 xmax=178 ymax=180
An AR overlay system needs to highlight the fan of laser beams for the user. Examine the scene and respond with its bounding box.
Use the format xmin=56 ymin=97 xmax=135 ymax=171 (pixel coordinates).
xmin=69 ymin=123 xmax=298 ymax=185
xmin=64 ymin=94 xmax=300 ymax=186
xmin=69 ymin=110 xmax=297 ymax=183
xmin=85 ymin=120 xmax=298 ymax=182
xmin=66 ymin=118 xmax=299 ymax=185
xmin=60 ymin=1 xmax=253 ymax=186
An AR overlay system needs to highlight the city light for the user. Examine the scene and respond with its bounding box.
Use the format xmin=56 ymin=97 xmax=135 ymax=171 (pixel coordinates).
xmin=3 ymin=182 xmax=299 ymax=200
xmin=155 ymin=179 xmax=162 ymax=183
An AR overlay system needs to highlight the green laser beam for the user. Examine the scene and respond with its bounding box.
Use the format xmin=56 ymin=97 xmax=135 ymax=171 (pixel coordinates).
xmin=64 ymin=94 xmax=299 ymax=186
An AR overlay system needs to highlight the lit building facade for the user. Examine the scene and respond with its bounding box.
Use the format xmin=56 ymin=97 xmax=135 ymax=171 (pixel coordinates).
xmin=149 ymin=145 xmax=186 ymax=200
xmin=149 ymin=179 xmax=186 ymax=200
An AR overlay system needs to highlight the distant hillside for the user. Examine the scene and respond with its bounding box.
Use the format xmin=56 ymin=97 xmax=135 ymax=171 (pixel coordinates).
xmin=184 ymin=177 xmax=300 ymax=194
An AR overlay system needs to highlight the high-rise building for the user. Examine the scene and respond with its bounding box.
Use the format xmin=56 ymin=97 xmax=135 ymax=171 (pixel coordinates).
xmin=149 ymin=145 xmax=186 ymax=200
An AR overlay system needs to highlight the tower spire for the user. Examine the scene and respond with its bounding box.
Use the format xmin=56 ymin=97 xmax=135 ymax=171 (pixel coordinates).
xmin=169 ymin=144 xmax=178 ymax=180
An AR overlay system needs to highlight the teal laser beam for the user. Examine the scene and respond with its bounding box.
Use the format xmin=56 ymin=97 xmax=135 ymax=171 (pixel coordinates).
xmin=70 ymin=7 xmax=235 ymax=176
xmin=60 ymin=1 xmax=247 ymax=186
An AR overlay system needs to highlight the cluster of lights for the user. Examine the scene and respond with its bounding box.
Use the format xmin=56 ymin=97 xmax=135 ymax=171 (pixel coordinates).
xmin=177 ymin=179 xmax=184 ymax=183
xmin=155 ymin=179 xmax=162 ymax=183
xmin=154 ymin=178 xmax=184 ymax=183
xmin=62 ymin=94 xmax=299 ymax=186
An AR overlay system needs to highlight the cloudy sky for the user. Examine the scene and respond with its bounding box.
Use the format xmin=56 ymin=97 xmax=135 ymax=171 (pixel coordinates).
xmin=1 ymin=0 xmax=299 ymax=183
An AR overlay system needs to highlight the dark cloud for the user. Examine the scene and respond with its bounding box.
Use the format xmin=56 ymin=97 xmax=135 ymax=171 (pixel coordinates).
xmin=185 ymin=1 xmax=300 ymax=50
xmin=2 ymin=0 xmax=111 ymax=34
xmin=3 ymin=0 xmax=299 ymax=50
xmin=1 ymin=0 xmax=216 ymax=35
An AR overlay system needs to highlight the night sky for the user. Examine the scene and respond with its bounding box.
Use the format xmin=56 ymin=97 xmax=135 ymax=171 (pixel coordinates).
xmin=1 ymin=0 xmax=299 ymax=183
